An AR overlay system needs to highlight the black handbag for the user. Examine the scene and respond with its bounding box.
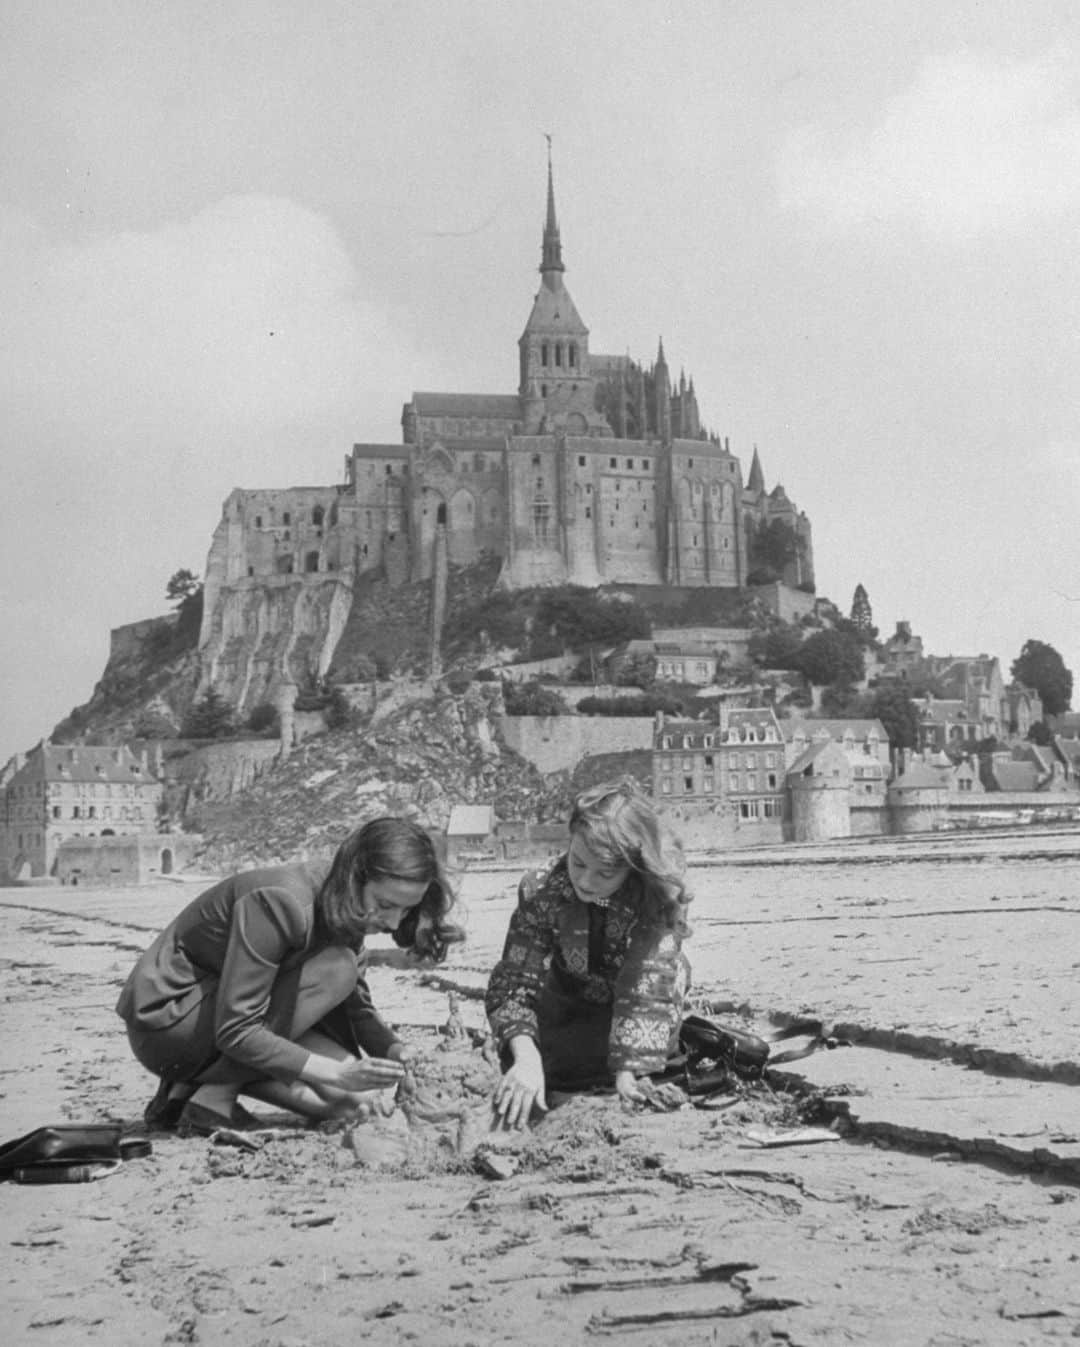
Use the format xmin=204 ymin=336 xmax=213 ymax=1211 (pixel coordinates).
xmin=672 ymin=1014 xmax=836 ymax=1093
xmin=0 ymin=1125 xmax=152 ymax=1184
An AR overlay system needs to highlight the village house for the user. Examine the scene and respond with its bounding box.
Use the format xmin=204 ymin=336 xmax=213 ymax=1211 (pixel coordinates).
xmin=1 ymin=741 xmax=164 ymax=880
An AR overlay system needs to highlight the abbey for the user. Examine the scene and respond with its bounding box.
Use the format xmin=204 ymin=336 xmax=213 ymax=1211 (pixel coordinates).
xmin=199 ymin=161 xmax=812 ymax=690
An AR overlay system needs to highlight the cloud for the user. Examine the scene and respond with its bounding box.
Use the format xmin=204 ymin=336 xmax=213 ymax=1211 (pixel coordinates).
xmin=0 ymin=195 xmax=414 ymax=451
xmin=0 ymin=194 xmax=423 ymax=760
xmin=777 ymin=48 xmax=1080 ymax=238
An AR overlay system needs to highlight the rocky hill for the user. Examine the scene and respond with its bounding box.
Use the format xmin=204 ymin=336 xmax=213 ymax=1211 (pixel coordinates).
xmin=186 ymin=683 xmax=561 ymax=871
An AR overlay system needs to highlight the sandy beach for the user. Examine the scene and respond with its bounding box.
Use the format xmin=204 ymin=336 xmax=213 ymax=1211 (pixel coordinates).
xmin=3 ymin=828 xmax=1080 ymax=1345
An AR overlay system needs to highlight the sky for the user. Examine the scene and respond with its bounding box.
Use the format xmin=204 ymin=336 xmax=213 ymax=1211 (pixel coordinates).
xmin=3 ymin=0 xmax=1079 ymax=763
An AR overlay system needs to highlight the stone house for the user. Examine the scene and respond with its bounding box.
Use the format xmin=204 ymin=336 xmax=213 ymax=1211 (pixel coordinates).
xmin=652 ymin=717 xmax=725 ymax=807
xmin=1 ymin=742 xmax=164 ymax=880
xmin=445 ymin=804 xmax=496 ymax=864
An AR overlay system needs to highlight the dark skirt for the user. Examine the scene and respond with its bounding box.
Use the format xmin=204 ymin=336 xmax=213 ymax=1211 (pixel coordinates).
xmin=507 ymin=962 xmax=687 ymax=1092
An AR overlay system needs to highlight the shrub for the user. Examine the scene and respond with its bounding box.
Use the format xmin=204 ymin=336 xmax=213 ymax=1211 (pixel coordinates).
xmin=502 ymin=681 xmax=571 ymax=716
xmin=246 ymin=703 xmax=280 ymax=734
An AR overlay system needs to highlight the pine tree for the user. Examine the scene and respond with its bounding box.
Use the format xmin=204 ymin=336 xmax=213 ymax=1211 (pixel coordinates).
xmin=850 ymin=583 xmax=873 ymax=634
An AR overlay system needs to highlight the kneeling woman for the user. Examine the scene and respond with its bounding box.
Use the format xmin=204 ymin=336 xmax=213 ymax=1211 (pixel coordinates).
xmin=117 ymin=818 xmax=462 ymax=1135
xmin=485 ymin=779 xmax=691 ymax=1128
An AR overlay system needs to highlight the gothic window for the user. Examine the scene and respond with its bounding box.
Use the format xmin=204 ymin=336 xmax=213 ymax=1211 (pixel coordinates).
xmin=329 ymin=503 xmax=338 ymax=525
xmin=609 ymin=457 xmax=617 ymax=468
xmin=541 ymin=343 xmax=549 ymax=366
xmin=643 ymin=459 xmax=650 ymax=470
xmin=532 ymin=501 xmax=551 ymax=545
xmin=569 ymin=343 xmax=577 ymax=367
xmin=312 ymin=506 xmax=325 ymax=526
xmin=578 ymin=455 xmax=586 ymax=466
xmin=385 ymin=464 xmax=393 ymax=475
xmin=626 ymin=459 xmax=633 ymax=469
xmin=437 ymin=503 xmax=447 ymax=524
xmin=555 ymin=344 xmax=562 ymax=367
xmin=532 ymin=456 xmax=540 ymax=469
xmin=283 ymin=512 xmax=291 ymax=525
xmin=541 ymin=384 xmax=548 ymax=396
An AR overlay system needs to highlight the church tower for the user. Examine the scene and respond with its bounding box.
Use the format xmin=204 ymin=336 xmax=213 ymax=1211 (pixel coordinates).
xmin=518 ymin=146 xmax=598 ymax=435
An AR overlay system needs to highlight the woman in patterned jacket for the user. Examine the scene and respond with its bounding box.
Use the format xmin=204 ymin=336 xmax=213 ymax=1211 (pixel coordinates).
xmin=486 ymin=778 xmax=691 ymax=1129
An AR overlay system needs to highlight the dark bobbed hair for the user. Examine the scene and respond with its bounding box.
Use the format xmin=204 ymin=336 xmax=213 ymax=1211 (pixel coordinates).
xmin=568 ymin=776 xmax=690 ymax=932
xmin=316 ymin=817 xmax=464 ymax=962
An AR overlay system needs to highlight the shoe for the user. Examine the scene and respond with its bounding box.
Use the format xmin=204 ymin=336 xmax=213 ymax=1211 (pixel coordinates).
xmin=143 ymin=1078 xmax=193 ymax=1131
xmin=177 ymin=1100 xmax=259 ymax=1138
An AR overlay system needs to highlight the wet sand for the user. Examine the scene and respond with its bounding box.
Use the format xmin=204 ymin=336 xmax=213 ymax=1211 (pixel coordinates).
xmin=2 ymin=829 xmax=1079 ymax=1344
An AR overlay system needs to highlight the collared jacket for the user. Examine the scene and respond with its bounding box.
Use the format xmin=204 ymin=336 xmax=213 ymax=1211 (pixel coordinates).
xmin=115 ymin=863 xmax=399 ymax=1082
xmin=485 ymin=856 xmax=690 ymax=1075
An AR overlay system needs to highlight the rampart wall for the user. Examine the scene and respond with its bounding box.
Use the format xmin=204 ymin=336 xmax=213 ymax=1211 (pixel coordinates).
xmin=497 ymin=715 xmax=654 ymax=775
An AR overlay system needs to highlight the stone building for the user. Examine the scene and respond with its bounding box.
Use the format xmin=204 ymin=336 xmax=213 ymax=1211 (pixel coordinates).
xmin=198 ymin=156 xmax=813 ymax=716
xmin=1 ymin=742 xmax=164 ymax=880
xmin=652 ymin=706 xmax=786 ymax=826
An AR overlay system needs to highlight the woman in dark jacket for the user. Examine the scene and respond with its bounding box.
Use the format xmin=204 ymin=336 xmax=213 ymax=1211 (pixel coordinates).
xmin=117 ymin=818 xmax=462 ymax=1135
xmin=486 ymin=778 xmax=691 ymax=1129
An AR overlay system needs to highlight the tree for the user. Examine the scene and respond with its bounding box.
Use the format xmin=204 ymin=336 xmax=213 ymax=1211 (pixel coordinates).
xmin=748 ymin=623 xmax=803 ymax=670
xmin=869 ymin=685 xmax=921 ymax=751
xmin=1011 ymin=640 xmax=1073 ymax=718
xmin=1027 ymin=720 xmax=1053 ymax=746
xmin=849 ymin=584 xmax=878 ymax=640
xmin=181 ymin=689 xmax=235 ymax=739
xmin=502 ymin=680 xmax=571 ymax=716
xmin=166 ymin=568 xmax=204 ymax=644
xmin=747 ymin=519 xmax=801 ymax=583
xmin=166 ymin=569 xmax=201 ymax=604
xmin=792 ymin=629 xmax=864 ymax=687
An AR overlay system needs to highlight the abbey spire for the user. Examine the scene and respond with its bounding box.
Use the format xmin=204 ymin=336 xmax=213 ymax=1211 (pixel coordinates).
xmin=518 ymin=143 xmax=594 ymax=429
xmin=540 ymin=141 xmax=564 ymax=280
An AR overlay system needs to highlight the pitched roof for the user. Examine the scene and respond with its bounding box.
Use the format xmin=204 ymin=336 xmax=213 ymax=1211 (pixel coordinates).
xmin=11 ymin=742 xmax=155 ymax=786
xmin=783 ymin=718 xmax=886 ymax=741
xmin=891 ymin=761 xmax=948 ymax=790
xmin=519 ymin=278 xmax=588 ymax=337
xmin=410 ymin=393 xmax=522 ymax=420
xmin=446 ymin=805 xmax=495 ymax=837
xmin=990 ymin=761 xmax=1039 ymax=792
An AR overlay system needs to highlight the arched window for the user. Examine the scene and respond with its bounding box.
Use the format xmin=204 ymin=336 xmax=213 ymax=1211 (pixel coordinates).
xmin=312 ymin=505 xmax=325 ymax=527
xmin=555 ymin=344 xmax=563 ymax=367
xmin=541 ymin=342 xmax=549 ymax=366
xmin=569 ymin=343 xmax=577 ymax=367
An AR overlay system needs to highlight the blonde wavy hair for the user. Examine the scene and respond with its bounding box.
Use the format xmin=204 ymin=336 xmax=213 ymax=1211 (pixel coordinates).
xmin=568 ymin=777 xmax=690 ymax=931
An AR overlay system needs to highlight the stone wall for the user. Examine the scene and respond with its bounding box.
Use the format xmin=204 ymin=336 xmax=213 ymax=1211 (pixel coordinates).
xmin=750 ymin=582 xmax=817 ymax=624
xmin=168 ymin=739 xmax=281 ymax=806
xmin=498 ymin=715 xmax=654 ymax=775
xmin=55 ymin=833 xmax=202 ymax=886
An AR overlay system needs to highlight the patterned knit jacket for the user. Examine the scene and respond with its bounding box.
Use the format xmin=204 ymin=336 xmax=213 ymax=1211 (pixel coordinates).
xmin=484 ymin=856 xmax=689 ymax=1076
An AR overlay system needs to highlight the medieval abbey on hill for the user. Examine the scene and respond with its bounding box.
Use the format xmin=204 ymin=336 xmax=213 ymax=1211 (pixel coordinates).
xmin=201 ymin=158 xmax=813 ymax=639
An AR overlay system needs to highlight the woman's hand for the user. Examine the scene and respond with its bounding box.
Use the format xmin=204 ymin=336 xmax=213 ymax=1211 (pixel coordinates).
xmin=334 ymin=1055 xmax=406 ymax=1094
xmin=493 ymin=1037 xmax=548 ymax=1130
xmin=614 ymin=1069 xmax=649 ymax=1105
